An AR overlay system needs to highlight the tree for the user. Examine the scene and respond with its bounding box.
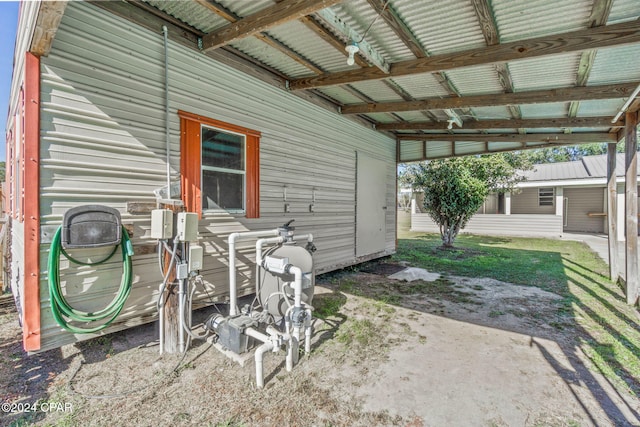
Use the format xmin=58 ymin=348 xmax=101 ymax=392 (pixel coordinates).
xmin=401 ymin=154 xmax=530 ymax=248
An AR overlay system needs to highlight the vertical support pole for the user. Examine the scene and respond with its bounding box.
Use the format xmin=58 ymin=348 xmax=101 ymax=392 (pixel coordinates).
xmin=555 ymin=187 xmax=564 ymax=216
xmin=161 ymin=201 xmax=184 ymax=353
xmin=624 ymin=111 xmax=638 ymax=305
xmin=606 ymin=142 xmax=619 ymax=281
xmin=504 ymin=192 xmax=511 ymax=215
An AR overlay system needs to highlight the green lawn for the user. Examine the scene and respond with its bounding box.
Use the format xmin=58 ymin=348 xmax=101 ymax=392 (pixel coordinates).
xmin=393 ymin=221 xmax=640 ymax=397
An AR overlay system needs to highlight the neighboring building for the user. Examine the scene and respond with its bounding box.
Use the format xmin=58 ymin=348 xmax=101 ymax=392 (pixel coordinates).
xmin=411 ymin=153 xmax=640 ymax=239
xmin=6 ymin=2 xmax=396 ymax=352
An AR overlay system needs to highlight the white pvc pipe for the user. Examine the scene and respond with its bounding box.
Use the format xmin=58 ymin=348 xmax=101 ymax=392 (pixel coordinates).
xmin=289 ymin=266 xmax=303 ymax=308
xmin=178 ymin=277 xmax=185 ymax=353
xmin=255 ymin=236 xmax=285 ymax=267
xmin=162 ymin=25 xmax=171 ymax=195
xmin=228 ymin=229 xmax=279 ymax=315
xmin=158 ymin=282 xmax=164 ymax=354
xmin=245 ymin=327 xmax=270 ymax=344
xmin=255 ymin=341 xmax=274 ymax=388
xmin=291 ymin=326 xmax=300 ymax=367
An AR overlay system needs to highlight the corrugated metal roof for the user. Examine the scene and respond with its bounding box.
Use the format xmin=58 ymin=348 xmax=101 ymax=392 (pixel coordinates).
xmin=349 ymin=80 xmax=404 ymax=102
xmin=230 ymin=37 xmax=312 ymax=78
xmin=587 ymin=44 xmax=640 ymax=85
xmin=576 ymin=98 xmax=627 ymax=117
xmin=394 ymin=111 xmax=433 ymax=122
xmin=492 ymin=0 xmax=593 ymax=42
xmin=509 ymin=53 xmax=581 ymax=91
xmin=393 ymin=0 xmax=486 ymax=55
xmin=525 ymin=153 xmax=640 ymax=182
xmin=266 ymin=20 xmax=352 ymax=74
xmin=470 ymin=106 xmax=513 ymax=120
xmin=608 ymin=0 xmax=640 ymax=24
xmin=445 ymin=65 xmax=503 ymax=96
xmin=317 ymin=86 xmax=365 ymax=105
xmin=330 ymin=0 xmax=414 ymax=63
xmin=390 ymin=73 xmax=451 ymax=100
xmin=524 ymin=161 xmax=591 ymax=181
xmin=520 ymin=102 xmax=568 ymax=118
xmin=143 ymin=0 xmax=228 ymax=32
xmin=216 ymin=0 xmax=276 ymax=19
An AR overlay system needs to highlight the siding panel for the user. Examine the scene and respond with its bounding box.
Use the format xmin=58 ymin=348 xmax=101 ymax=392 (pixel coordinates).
xmin=412 ymin=213 xmax=563 ymax=237
xmin=564 ymin=187 xmax=605 ymax=233
xmin=36 ymin=2 xmax=395 ymax=352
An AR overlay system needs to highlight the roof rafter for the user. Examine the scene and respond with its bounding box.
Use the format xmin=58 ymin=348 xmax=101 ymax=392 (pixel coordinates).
xmin=313 ymin=7 xmax=389 ymax=72
xmin=196 ymin=0 xmax=325 ymax=75
xmin=568 ymin=0 xmax=614 ymax=117
xmin=290 ymin=19 xmax=640 ymax=90
xmin=299 ymin=15 xmax=370 ymax=67
xmin=31 ymin=1 xmax=68 ymax=56
xmin=201 ymin=0 xmax=344 ymax=51
xmin=398 ymin=132 xmax=617 ymax=143
xmin=470 ymin=0 xmax=523 ymax=125
xmin=378 ymin=116 xmax=624 ymax=130
xmin=342 ymin=82 xmax=639 ymax=114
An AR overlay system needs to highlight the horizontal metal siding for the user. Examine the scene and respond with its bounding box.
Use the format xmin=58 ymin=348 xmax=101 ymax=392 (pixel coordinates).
xmin=511 ymin=188 xmax=556 ymax=214
xmin=411 ymin=213 xmax=563 ymax=237
xmin=564 ymin=187 xmax=605 ymax=233
xmin=37 ymin=2 xmax=395 ymax=352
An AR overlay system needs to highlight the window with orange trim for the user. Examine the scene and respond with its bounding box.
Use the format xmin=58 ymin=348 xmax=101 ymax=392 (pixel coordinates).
xmin=179 ymin=111 xmax=260 ymax=218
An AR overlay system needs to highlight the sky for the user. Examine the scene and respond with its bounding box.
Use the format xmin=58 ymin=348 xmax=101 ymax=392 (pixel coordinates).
xmin=0 ymin=1 xmax=20 ymax=162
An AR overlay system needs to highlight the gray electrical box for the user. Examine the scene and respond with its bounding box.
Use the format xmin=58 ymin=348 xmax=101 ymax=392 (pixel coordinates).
xmin=62 ymin=205 xmax=122 ymax=249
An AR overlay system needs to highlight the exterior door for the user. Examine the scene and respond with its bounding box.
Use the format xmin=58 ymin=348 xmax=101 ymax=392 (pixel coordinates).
xmin=356 ymin=152 xmax=387 ymax=257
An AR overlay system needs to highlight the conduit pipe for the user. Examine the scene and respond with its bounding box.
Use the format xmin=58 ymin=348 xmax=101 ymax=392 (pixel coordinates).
xmin=228 ymin=230 xmax=279 ymax=315
xmin=162 ymin=25 xmax=171 ymax=194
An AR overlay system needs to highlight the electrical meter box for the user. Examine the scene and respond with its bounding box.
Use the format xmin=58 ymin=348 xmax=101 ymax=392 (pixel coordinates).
xmin=176 ymin=212 xmax=198 ymax=242
xmin=62 ymin=205 xmax=122 ymax=249
xmin=188 ymin=245 xmax=203 ymax=272
xmin=150 ymin=209 xmax=174 ymax=240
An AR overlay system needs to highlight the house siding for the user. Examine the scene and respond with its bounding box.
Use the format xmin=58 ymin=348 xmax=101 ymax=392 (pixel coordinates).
xmin=511 ymin=187 xmax=556 ymax=214
xmin=36 ymin=2 xmax=395 ymax=352
xmin=411 ymin=213 xmax=563 ymax=237
xmin=564 ymin=187 xmax=606 ymax=233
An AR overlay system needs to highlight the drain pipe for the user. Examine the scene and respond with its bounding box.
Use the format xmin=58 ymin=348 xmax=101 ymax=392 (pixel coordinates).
xmin=162 ymin=25 xmax=171 ymax=195
xmin=228 ymin=229 xmax=279 ymax=315
xmin=304 ymin=308 xmax=313 ymax=353
xmin=255 ymin=341 xmax=274 ymax=388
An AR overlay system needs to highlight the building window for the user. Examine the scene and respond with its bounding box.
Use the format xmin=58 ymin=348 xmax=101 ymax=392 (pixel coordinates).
xmin=179 ymin=111 xmax=260 ymax=218
xmin=539 ymin=187 xmax=554 ymax=206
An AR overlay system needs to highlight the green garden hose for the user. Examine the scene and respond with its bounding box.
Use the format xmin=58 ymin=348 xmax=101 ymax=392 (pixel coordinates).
xmin=48 ymin=226 xmax=134 ymax=334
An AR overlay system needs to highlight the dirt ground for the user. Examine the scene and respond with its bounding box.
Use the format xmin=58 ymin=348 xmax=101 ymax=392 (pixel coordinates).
xmin=1 ymin=261 xmax=639 ymax=426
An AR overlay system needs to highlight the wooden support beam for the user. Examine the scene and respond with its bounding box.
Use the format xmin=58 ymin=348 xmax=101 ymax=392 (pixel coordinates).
xmin=568 ymin=0 xmax=614 ymax=117
xmin=30 ymin=1 xmax=67 ymax=56
xmin=299 ymin=16 xmax=369 ymax=68
xmin=342 ymin=82 xmax=639 ymax=114
xmin=290 ymin=19 xmax=640 ymax=90
xmin=471 ymin=0 xmax=524 ymax=124
xmin=196 ymin=0 xmax=325 ymax=75
xmin=366 ymin=0 xmax=425 ymax=58
xmin=313 ymin=7 xmax=389 ymax=72
xmin=377 ymin=116 xmax=623 ymax=130
xmin=201 ymin=0 xmax=343 ymax=51
xmin=607 ymin=142 xmax=619 ymax=281
xmin=398 ymin=132 xmax=616 ymax=143
xmin=624 ymin=111 xmax=638 ymax=305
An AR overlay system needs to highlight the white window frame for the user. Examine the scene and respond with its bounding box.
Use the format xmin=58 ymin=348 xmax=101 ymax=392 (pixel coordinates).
xmin=200 ymin=124 xmax=247 ymax=213
xmin=538 ymin=187 xmax=554 ymax=206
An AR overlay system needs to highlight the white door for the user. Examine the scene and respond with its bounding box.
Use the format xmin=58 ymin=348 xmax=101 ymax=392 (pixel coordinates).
xmin=356 ymin=152 xmax=387 ymax=257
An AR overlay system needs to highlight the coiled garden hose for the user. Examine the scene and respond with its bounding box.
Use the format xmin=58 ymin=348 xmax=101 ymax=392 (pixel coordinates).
xmin=48 ymin=226 xmax=134 ymax=334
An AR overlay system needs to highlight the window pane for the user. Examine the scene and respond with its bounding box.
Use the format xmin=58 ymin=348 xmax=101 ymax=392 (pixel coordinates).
xmin=202 ymin=170 xmax=244 ymax=210
xmin=202 ymin=127 xmax=244 ymax=171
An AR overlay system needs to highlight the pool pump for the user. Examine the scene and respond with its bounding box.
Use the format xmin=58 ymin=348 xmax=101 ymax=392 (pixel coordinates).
xmin=205 ymin=219 xmax=316 ymax=388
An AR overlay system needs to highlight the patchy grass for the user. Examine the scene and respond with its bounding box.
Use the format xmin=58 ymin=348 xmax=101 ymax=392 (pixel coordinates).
xmin=393 ymin=231 xmax=640 ymax=397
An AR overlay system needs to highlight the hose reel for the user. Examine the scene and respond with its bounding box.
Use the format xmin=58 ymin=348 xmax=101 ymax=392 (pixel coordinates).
xmin=48 ymin=205 xmax=134 ymax=334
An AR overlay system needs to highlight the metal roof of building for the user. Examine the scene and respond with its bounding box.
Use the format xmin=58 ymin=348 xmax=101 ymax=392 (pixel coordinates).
xmin=130 ymin=0 xmax=640 ymax=160
xmin=525 ymin=153 xmax=639 ymax=181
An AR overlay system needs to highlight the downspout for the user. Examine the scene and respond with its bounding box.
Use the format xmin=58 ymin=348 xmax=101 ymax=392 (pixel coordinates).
xmin=162 ymin=26 xmax=171 ymax=195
